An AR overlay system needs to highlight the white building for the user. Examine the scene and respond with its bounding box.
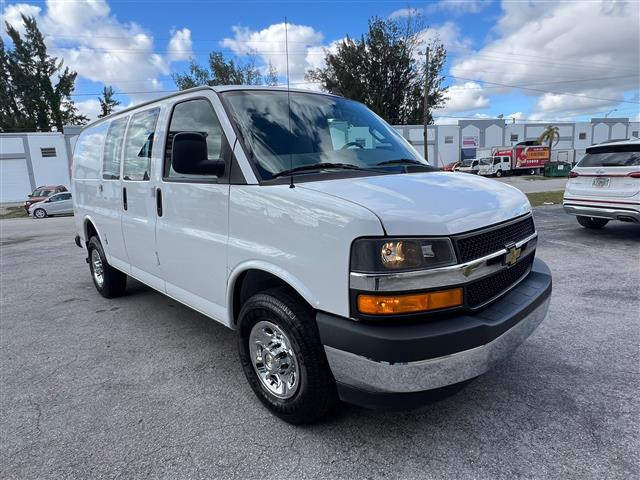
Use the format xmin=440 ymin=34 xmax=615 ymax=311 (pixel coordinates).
xmin=395 ymin=117 xmax=639 ymax=167
xmin=0 ymin=127 xmax=80 ymax=203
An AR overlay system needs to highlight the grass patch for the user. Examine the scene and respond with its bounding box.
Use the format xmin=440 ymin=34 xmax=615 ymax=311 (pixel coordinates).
xmin=526 ymin=191 xmax=564 ymax=207
xmin=0 ymin=206 xmax=28 ymax=220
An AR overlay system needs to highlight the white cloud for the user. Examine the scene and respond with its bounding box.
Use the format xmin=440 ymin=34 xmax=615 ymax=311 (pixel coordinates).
xmin=390 ymin=0 xmax=491 ymax=18
xmin=2 ymin=0 xmax=193 ymax=114
xmin=441 ymin=82 xmax=490 ymax=113
xmin=417 ymin=21 xmax=472 ymax=54
xmin=75 ymin=99 xmax=102 ymax=120
xmin=167 ymin=28 xmax=193 ymax=62
xmin=451 ymin=0 xmax=640 ymax=118
xmin=221 ymin=23 xmax=324 ymax=85
xmin=388 ymin=7 xmax=421 ymax=19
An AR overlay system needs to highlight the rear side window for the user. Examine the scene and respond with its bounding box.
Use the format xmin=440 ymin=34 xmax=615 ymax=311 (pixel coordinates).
xmin=164 ymin=99 xmax=225 ymax=180
xmin=578 ymin=145 xmax=640 ymax=167
xmin=73 ymin=122 xmax=109 ymax=180
xmin=124 ymin=108 xmax=160 ymax=181
xmin=102 ymin=116 xmax=129 ymax=179
xmin=59 ymin=193 xmax=72 ymax=200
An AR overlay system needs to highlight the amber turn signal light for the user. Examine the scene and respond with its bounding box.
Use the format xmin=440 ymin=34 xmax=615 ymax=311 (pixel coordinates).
xmin=357 ymin=288 xmax=463 ymax=315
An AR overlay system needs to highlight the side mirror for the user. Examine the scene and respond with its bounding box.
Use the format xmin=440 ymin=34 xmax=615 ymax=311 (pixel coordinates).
xmin=172 ymin=132 xmax=225 ymax=177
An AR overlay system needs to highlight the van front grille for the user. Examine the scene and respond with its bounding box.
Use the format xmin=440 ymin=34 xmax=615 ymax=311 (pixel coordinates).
xmin=454 ymin=216 xmax=535 ymax=263
xmin=466 ymin=254 xmax=534 ymax=308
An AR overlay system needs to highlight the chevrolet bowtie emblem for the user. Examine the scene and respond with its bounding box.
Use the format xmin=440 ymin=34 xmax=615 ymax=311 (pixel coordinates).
xmin=504 ymin=244 xmax=522 ymax=267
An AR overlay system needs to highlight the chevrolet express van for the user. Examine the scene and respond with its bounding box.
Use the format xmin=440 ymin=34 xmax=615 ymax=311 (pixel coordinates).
xmin=72 ymin=86 xmax=552 ymax=424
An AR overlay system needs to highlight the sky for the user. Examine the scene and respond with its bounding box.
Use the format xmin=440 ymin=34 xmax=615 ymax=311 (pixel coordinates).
xmin=1 ymin=0 xmax=639 ymax=124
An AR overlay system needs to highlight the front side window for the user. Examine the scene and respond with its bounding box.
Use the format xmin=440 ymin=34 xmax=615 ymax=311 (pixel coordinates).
xmin=164 ymin=99 xmax=225 ymax=180
xmin=222 ymin=90 xmax=425 ymax=180
xmin=103 ymin=117 xmax=129 ymax=179
xmin=123 ymin=108 xmax=160 ymax=181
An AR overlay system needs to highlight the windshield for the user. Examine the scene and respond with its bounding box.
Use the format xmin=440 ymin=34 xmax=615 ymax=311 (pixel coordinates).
xmin=32 ymin=189 xmax=53 ymax=196
xmin=578 ymin=145 xmax=640 ymax=167
xmin=460 ymin=160 xmax=473 ymax=167
xmin=221 ymin=90 xmax=426 ymax=180
xmin=479 ymin=158 xmax=491 ymax=165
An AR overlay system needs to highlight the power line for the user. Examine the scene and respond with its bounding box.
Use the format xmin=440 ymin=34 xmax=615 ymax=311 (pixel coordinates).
xmin=447 ymin=75 xmax=640 ymax=105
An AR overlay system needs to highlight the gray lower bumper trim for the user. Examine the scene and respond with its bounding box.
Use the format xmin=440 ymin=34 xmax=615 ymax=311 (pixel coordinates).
xmin=563 ymin=204 xmax=640 ymax=222
xmin=324 ymin=297 xmax=550 ymax=393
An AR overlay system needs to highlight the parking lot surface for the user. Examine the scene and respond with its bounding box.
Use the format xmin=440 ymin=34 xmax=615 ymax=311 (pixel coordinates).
xmin=495 ymin=176 xmax=568 ymax=193
xmin=1 ymin=209 xmax=638 ymax=479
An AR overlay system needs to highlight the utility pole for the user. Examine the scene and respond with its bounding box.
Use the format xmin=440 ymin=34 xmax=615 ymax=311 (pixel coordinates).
xmin=423 ymin=46 xmax=430 ymax=166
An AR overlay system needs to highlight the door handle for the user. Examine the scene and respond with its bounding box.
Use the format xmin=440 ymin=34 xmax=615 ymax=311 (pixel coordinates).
xmin=123 ymin=187 xmax=128 ymax=211
xmin=156 ymin=188 xmax=163 ymax=217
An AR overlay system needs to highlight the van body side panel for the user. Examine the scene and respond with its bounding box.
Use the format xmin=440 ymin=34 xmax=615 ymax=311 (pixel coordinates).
xmin=227 ymin=185 xmax=384 ymax=321
xmin=120 ymin=107 xmax=165 ymax=291
xmin=72 ymin=123 xmax=108 ymax=245
xmin=157 ymin=182 xmax=231 ymax=321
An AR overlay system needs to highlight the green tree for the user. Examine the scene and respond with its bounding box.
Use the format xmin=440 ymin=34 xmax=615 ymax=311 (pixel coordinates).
xmin=538 ymin=125 xmax=560 ymax=152
xmin=306 ymin=15 xmax=447 ymax=125
xmin=97 ymin=86 xmax=121 ymax=118
xmin=0 ymin=14 xmax=88 ymax=132
xmin=173 ymin=52 xmax=276 ymax=89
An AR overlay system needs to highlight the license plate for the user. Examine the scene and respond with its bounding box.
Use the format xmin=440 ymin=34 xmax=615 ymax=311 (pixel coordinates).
xmin=592 ymin=177 xmax=610 ymax=188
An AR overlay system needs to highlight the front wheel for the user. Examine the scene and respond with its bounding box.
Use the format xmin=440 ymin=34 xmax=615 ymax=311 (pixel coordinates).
xmin=237 ymin=287 xmax=338 ymax=424
xmin=33 ymin=208 xmax=47 ymax=219
xmin=87 ymin=236 xmax=127 ymax=298
xmin=577 ymin=216 xmax=609 ymax=229
xmin=495 ymin=170 xmax=503 ymax=177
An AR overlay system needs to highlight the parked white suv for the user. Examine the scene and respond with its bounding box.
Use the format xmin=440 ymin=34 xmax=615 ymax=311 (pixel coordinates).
xmin=564 ymin=139 xmax=640 ymax=228
xmin=72 ymin=86 xmax=551 ymax=424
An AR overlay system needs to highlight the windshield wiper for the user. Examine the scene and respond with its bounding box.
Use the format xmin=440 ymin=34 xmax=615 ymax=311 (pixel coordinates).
xmin=376 ymin=158 xmax=427 ymax=167
xmin=272 ymin=162 xmax=365 ymax=179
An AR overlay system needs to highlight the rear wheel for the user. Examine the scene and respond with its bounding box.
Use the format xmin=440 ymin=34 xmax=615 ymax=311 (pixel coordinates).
xmin=237 ymin=287 xmax=338 ymax=424
xmin=33 ymin=208 xmax=47 ymax=219
xmin=87 ymin=236 xmax=127 ymax=298
xmin=577 ymin=216 xmax=609 ymax=229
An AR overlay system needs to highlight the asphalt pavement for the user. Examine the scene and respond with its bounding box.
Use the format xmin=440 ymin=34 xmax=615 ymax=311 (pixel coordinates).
xmin=1 ymin=210 xmax=638 ymax=479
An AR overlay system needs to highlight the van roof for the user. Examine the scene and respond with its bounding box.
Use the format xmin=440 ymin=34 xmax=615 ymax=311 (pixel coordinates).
xmin=81 ymin=85 xmax=339 ymax=131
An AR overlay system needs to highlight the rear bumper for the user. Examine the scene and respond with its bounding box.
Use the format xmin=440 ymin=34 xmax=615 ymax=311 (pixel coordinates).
xmin=563 ymin=203 xmax=640 ymax=223
xmin=317 ymin=258 xmax=552 ymax=408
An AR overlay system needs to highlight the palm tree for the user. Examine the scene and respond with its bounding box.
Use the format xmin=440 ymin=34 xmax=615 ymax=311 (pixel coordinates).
xmin=538 ymin=125 xmax=560 ymax=153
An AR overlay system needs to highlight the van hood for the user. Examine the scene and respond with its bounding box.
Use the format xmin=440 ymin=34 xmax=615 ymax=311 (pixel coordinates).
xmin=299 ymin=172 xmax=531 ymax=235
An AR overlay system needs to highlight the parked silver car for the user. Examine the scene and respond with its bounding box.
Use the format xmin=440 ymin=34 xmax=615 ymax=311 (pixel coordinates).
xmin=29 ymin=192 xmax=73 ymax=218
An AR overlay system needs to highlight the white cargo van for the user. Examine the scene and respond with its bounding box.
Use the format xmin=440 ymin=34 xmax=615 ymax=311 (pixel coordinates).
xmin=72 ymin=86 xmax=551 ymax=424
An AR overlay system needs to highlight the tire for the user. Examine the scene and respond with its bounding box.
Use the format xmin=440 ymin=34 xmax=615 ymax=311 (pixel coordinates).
xmin=576 ymin=216 xmax=609 ymax=229
xmin=237 ymin=287 xmax=338 ymax=424
xmin=33 ymin=208 xmax=47 ymax=219
xmin=495 ymin=170 xmax=502 ymax=177
xmin=87 ymin=236 xmax=127 ymax=298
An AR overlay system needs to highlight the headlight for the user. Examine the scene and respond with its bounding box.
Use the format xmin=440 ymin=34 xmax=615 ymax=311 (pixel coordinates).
xmin=351 ymin=237 xmax=457 ymax=273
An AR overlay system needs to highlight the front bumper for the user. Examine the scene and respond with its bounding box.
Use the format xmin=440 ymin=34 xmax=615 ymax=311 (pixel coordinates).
xmin=317 ymin=258 xmax=551 ymax=408
xmin=563 ymin=203 xmax=640 ymax=223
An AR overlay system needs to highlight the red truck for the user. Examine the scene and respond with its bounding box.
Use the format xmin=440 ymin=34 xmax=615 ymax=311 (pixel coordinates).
xmin=478 ymin=143 xmax=550 ymax=176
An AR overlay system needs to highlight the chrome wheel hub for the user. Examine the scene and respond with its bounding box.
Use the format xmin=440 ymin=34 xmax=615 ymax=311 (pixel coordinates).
xmin=249 ymin=320 xmax=299 ymax=399
xmin=91 ymin=249 xmax=104 ymax=288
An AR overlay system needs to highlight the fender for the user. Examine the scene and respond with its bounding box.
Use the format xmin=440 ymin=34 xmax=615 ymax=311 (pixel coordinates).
xmin=82 ymin=215 xmax=116 ymax=265
xmin=226 ymin=260 xmax=320 ymax=326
